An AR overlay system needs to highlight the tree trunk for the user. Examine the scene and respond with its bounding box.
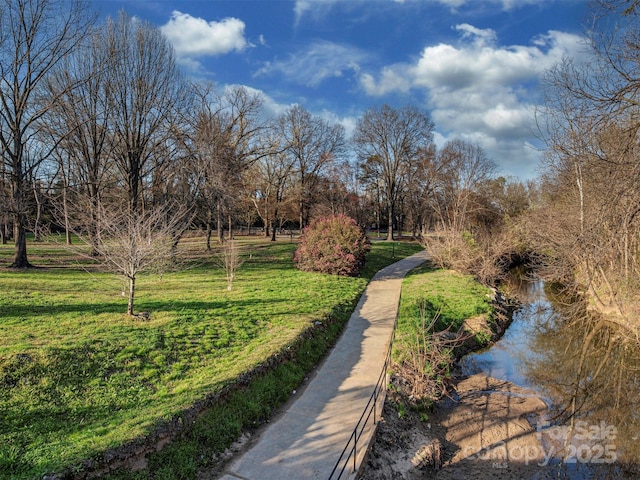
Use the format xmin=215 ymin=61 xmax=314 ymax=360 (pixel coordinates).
xmin=1 ymin=163 xmax=5 ymax=245
xmin=228 ymin=214 xmax=233 ymax=240
xmin=62 ymin=181 xmax=72 ymax=245
xmin=206 ymin=224 xmax=213 ymax=250
xmin=299 ymin=200 xmax=304 ymax=233
xmin=3 ymin=220 xmax=12 ymax=244
xmin=574 ymin=161 xmax=584 ymax=235
xmin=206 ymin=209 xmax=213 ymax=251
xmin=217 ymin=201 xmax=224 ymax=243
xmin=128 ymin=152 xmax=141 ymax=217
xmin=376 ymin=187 xmax=381 ymax=237
xmin=10 ymin=175 xmax=31 ymax=268
xmin=11 ymin=214 xmax=31 ymax=268
xmin=32 ymin=181 xmax=42 ymax=242
xmin=386 ymin=201 xmax=394 ymax=241
xmin=88 ymin=185 xmax=100 ymax=255
xmin=270 ymin=206 xmax=279 ymax=241
xmin=127 ymin=275 xmax=135 ymax=316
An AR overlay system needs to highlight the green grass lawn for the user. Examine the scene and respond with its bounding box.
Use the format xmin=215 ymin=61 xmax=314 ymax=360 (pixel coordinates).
xmin=397 ymin=263 xmax=494 ymax=335
xmin=0 ymin=235 xmax=422 ymax=479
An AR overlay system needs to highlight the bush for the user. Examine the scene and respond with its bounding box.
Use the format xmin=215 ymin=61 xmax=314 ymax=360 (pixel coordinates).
xmin=422 ymin=227 xmax=521 ymax=285
xmin=294 ymin=214 xmax=371 ymax=276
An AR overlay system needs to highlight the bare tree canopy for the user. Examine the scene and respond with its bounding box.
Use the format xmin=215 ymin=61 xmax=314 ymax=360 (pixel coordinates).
xmin=82 ymin=201 xmax=190 ymax=315
xmin=434 ymin=139 xmax=496 ymax=233
xmin=278 ymin=105 xmax=346 ymax=229
xmin=535 ymin=0 xmax=640 ymax=332
xmin=247 ymin=129 xmax=295 ymax=241
xmin=0 ymin=0 xmax=94 ymax=267
xmin=353 ymin=104 xmax=434 ymax=240
xmin=45 ymin=25 xmax=114 ymax=252
xmin=185 ymin=82 xmax=269 ymax=247
xmin=104 ymin=10 xmax=188 ymax=215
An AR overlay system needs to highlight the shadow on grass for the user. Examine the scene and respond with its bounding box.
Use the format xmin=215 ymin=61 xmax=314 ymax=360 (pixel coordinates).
xmin=0 ymin=297 xmax=296 ymax=320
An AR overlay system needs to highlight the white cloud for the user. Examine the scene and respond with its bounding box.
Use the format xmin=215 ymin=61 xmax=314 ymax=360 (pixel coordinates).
xmin=295 ymin=0 xmax=542 ymax=21
xmin=319 ymin=110 xmax=358 ymax=138
xmin=433 ymin=0 xmax=541 ymax=12
xmin=455 ymin=23 xmax=497 ymax=47
xmin=359 ymin=68 xmax=411 ymax=96
xmin=161 ymin=11 xmax=247 ymax=59
xmin=358 ymin=24 xmax=587 ymax=178
xmin=225 ymin=85 xmax=293 ymax=118
xmin=256 ymin=41 xmax=368 ymax=87
xmin=176 ymin=56 xmax=206 ymax=73
xmin=294 ymin=0 xmax=347 ymax=24
xmin=218 ymin=86 xmax=353 ymax=138
xmin=433 ymin=131 xmax=448 ymax=150
xmin=293 ymin=0 xmax=552 ymax=25
xmin=429 ymin=0 xmax=466 ymax=8
xmin=407 ymin=31 xmax=572 ymax=93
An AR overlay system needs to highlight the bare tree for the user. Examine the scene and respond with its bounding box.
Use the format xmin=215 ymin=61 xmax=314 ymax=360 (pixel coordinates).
xmin=0 ymin=152 xmax=9 ymax=244
xmin=45 ymin=25 xmax=114 ymax=252
xmin=103 ymin=11 xmax=187 ymax=216
xmin=534 ymin=1 xmax=640 ymax=330
xmin=402 ymin=145 xmax=438 ymax=236
xmin=278 ymin=105 xmax=346 ymax=229
xmin=317 ymin=159 xmax=358 ymax=220
xmin=0 ymin=0 xmax=94 ymax=267
xmin=418 ymin=140 xmax=509 ymax=283
xmin=486 ymin=176 xmax=531 ymax=220
xmin=533 ymin=111 xmax=640 ymax=328
xmin=217 ymin=239 xmax=244 ymax=291
xmin=186 ymin=83 xmax=269 ymax=247
xmin=81 ymin=202 xmax=190 ymax=316
xmin=432 ymin=139 xmax=496 ymax=233
xmin=247 ymin=126 xmax=296 ymax=241
xmin=358 ymin=155 xmax=384 ymax=236
xmin=353 ymin=104 xmax=434 ymax=240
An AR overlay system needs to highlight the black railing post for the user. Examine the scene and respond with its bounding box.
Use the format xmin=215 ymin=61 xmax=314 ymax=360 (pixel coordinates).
xmin=373 ymin=388 xmax=377 ymax=425
xmin=373 ymin=386 xmax=378 ymax=425
xmin=353 ymin=435 xmax=357 ymax=473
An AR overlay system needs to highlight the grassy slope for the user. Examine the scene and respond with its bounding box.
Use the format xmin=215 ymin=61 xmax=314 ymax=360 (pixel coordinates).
xmin=397 ymin=263 xmax=493 ymax=336
xmin=392 ymin=263 xmax=494 ymax=397
xmin=0 ymin=236 xmax=421 ymax=479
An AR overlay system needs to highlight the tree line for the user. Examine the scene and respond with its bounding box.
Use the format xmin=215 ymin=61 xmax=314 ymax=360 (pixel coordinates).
xmin=0 ymin=0 xmax=534 ymax=274
xmin=12 ymin=0 xmax=637 ymax=329
xmin=531 ymin=0 xmax=640 ymax=332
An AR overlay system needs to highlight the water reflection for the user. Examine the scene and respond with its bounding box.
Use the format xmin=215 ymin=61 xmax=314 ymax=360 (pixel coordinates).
xmin=459 ymin=268 xmax=640 ymax=478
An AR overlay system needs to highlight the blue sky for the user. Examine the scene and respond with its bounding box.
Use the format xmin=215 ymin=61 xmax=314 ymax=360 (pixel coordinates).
xmin=92 ymin=0 xmax=591 ymax=179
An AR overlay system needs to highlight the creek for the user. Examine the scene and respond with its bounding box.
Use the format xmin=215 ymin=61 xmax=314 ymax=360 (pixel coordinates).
xmin=458 ymin=268 xmax=640 ymax=479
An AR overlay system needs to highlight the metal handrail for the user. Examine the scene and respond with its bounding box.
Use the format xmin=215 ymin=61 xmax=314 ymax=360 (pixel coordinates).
xmin=327 ymin=319 xmax=397 ymax=480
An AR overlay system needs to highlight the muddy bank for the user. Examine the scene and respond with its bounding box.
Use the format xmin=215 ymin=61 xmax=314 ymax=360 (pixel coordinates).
xmin=361 ymin=372 xmax=550 ymax=480
xmin=431 ymin=374 xmax=549 ymax=479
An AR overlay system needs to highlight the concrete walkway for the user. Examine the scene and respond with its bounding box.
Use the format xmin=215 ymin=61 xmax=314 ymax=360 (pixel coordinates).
xmin=219 ymin=250 xmax=429 ymax=480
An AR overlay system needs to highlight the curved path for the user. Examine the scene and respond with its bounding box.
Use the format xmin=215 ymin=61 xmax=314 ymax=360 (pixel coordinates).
xmin=219 ymin=250 xmax=429 ymax=480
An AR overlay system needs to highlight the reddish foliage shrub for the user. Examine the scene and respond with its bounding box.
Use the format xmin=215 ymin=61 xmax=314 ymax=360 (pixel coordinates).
xmin=294 ymin=214 xmax=371 ymax=276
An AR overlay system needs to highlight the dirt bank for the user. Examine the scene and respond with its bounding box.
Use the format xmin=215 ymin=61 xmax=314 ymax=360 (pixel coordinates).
xmin=361 ymin=373 xmax=550 ymax=480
